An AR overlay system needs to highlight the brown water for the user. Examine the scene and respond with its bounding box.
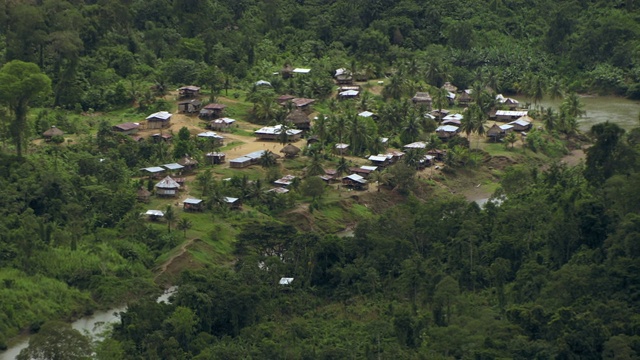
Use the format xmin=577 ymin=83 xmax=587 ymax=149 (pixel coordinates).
xmin=513 ymin=95 xmax=640 ymax=131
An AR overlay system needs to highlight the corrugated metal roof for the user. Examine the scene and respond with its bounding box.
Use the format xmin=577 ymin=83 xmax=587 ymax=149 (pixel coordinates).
xmin=163 ymin=163 xmax=184 ymax=170
xmin=146 ymin=111 xmax=172 ymax=120
xmin=145 ymin=210 xmax=164 ymax=216
xmin=436 ymin=125 xmax=460 ymax=132
xmin=292 ymin=68 xmax=311 ymax=73
xmin=496 ymin=110 xmax=528 ymax=116
xmin=344 ymin=174 xmax=367 ymax=184
xmin=184 ymin=198 xmax=203 ymax=205
xmin=142 ymin=166 xmax=165 ymax=173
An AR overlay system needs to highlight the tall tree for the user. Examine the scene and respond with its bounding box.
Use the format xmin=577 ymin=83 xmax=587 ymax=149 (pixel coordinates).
xmin=165 ymin=205 xmax=176 ymax=233
xmin=0 ymin=61 xmax=52 ymax=157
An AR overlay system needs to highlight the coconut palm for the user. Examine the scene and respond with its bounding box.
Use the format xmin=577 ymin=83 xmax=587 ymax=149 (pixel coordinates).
xmin=460 ymin=110 xmax=476 ymax=141
xmin=306 ymin=153 xmax=325 ymax=176
xmin=505 ymin=132 xmax=518 ymax=149
xmin=176 ymin=218 xmax=192 ymax=239
xmin=431 ymin=87 xmax=449 ymax=122
xmin=164 ymin=205 xmax=176 ymax=233
xmin=561 ymin=92 xmax=586 ymax=118
xmin=542 ymin=107 xmax=557 ymax=132
xmin=401 ymin=115 xmax=421 ymax=145
xmin=336 ymin=157 xmax=350 ymax=177
xmin=330 ymin=115 xmax=348 ymax=144
xmin=547 ymin=77 xmax=565 ymax=100
xmin=382 ymin=75 xmax=407 ymax=100
xmin=314 ymin=113 xmax=329 ymax=148
xmin=473 ymin=106 xmax=487 ymax=149
xmin=259 ymin=150 xmax=278 ymax=168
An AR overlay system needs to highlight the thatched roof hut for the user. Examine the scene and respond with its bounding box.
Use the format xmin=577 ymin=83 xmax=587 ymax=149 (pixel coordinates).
xmin=137 ymin=187 xmax=151 ymax=203
xmin=43 ymin=126 xmax=64 ymax=141
xmin=285 ymin=108 xmax=310 ymax=130
xmin=280 ymin=144 xmax=301 ymax=158
xmin=178 ymin=155 xmax=199 ymax=171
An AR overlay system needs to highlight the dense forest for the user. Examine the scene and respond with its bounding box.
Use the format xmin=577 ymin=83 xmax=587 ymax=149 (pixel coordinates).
xmin=0 ymin=0 xmax=639 ymax=359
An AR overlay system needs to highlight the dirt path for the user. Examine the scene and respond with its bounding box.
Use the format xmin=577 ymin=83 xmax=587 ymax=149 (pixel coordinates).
xmin=154 ymin=238 xmax=197 ymax=281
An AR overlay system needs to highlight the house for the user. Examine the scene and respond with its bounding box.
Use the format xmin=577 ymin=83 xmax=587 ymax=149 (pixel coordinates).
xmin=412 ymin=92 xmax=432 ymax=108
xmin=197 ymin=131 xmax=225 ymax=147
xmin=334 ymin=143 xmax=349 ymax=155
xmin=496 ymin=110 xmax=528 ymax=122
xmin=155 ymin=176 xmax=180 ymax=197
xmin=458 ymin=90 xmax=473 ymax=106
xmin=113 ymin=122 xmax=139 ymax=135
xmin=130 ymin=135 xmax=144 ymax=142
xmin=163 ymin=163 xmax=184 ymax=174
xmin=442 ymin=113 xmax=463 ymax=126
xmin=178 ymin=155 xmax=199 ymax=172
xmin=387 ymin=150 xmax=405 ymax=163
xmin=417 ymin=155 xmax=436 ymax=169
xmin=144 ymin=210 xmax=164 ymax=221
xmin=43 ymin=126 xmax=64 ymax=141
xmin=368 ymin=154 xmax=392 ymax=167
xmin=205 ymin=152 xmax=226 ymax=165
xmin=141 ymin=166 xmax=165 ymax=178
xmin=503 ymin=98 xmax=520 ymax=110
xmin=209 ymin=117 xmax=236 ymax=131
xmin=276 ymin=94 xmax=296 ymax=105
xmin=183 ymin=198 xmax=204 ymax=212
xmin=274 ymin=175 xmax=297 ymax=187
xmin=280 ymin=64 xmax=294 ymax=79
xmin=321 ymin=169 xmax=338 ymax=183
xmin=224 ymin=196 xmax=242 ymax=210
xmin=146 ymin=111 xmax=172 ymax=129
xmin=285 ymin=108 xmax=311 ymax=131
xmin=279 ymin=277 xmax=294 ymax=285
xmin=508 ymin=116 xmax=533 ymax=132
xmin=436 ymin=125 xmax=460 ymax=140
xmin=342 ymin=174 xmax=368 ymax=190
xmin=338 ymin=89 xmax=359 ymax=99
xmin=177 ymin=99 xmax=202 ymax=114
xmin=442 ymin=82 xmax=458 ymax=93
xmin=427 ymin=149 xmax=447 ymax=161
xmin=379 ymin=137 xmax=389 ymax=148
xmin=290 ymin=98 xmax=315 ymax=111
xmin=178 ymin=86 xmax=200 ymax=98
xmin=404 ymin=141 xmax=427 ymax=150
xmin=199 ymin=103 xmax=227 ymax=120
xmin=487 ymin=123 xmax=514 ymax=141
xmin=350 ymin=166 xmax=378 ymax=178
xmin=255 ymin=80 xmax=271 ymax=87
xmin=335 ymin=72 xmax=353 ymax=85
xmin=358 ymin=111 xmax=376 ymax=119
xmin=151 ymin=133 xmax=172 ymax=143
xmin=229 ymin=150 xmax=266 ymax=168
xmin=306 ymin=135 xmax=320 ymax=147
xmin=446 ymin=91 xmax=456 ymax=106
xmin=137 ymin=187 xmax=151 ymax=203
xmin=254 ymin=125 xmax=302 ymax=141
xmin=280 ymin=144 xmax=301 ymax=158
xmin=268 ymin=187 xmax=290 ymax=194
xmin=431 ymin=109 xmax=450 ymax=120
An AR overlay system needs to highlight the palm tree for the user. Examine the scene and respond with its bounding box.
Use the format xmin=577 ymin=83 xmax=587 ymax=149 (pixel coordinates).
xmin=547 ymin=77 xmax=565 ymax=100
xmin=505 ymin=132 xmax=518 ymax=149
xmin=314 ymin=114 xmax=328 ymax=148
xmin=336 ymin=157 xmax=350 ymax=177
xmin=473 ymin=107 xmax=487 ymax=149
xmin=306 ymin=153 xmax=325 ymax=176
xmin=277 ymin=122 xmax=292 ymax=146
xmin=259 ymin=150 xmax=278 ymax=168
xmin=177 ymin=218 xmax=192 ymax=239
xmin=164 ymin=205 xmax=176 ymax=234
xmin=542 ymin=107 xmax=557 ymax=132
xmin=330 ymin=115 xmax=348 ymax=145
xmin=382 ymin=75 xmax=406 ymax=100
xmin=401 ymin=115 xmax=421 ymax=145
xmin=460 ymin=110 xmax=476 ymax=141
xmin=530 ymin=75 xmax=546 ymax=108
xmin=561 ymin=92 xmax=586 ymax=118
xmin=431 ymin=87 xmax=449 ymax=122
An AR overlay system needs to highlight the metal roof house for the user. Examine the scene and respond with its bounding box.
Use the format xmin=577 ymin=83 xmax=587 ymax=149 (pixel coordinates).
xmin=155 ymin=176 xmax=180 ymax=197
xmin=146 ymin=111 xmax=173 ymax=129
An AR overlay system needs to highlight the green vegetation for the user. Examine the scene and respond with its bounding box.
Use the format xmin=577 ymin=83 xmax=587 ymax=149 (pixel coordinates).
xmin=1 ymin=0 xmax=639 ymax=358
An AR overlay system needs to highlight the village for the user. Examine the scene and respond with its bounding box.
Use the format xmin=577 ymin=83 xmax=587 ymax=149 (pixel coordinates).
xmin=40 ymin=66 xmax=540 ymax=232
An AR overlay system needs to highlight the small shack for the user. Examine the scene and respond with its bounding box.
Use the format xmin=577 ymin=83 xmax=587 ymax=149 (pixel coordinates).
xmin=285 ymin=108 xmax=311 ymax=131
xmin=458 ymin=90 xmax=472 ymax=106
xmin=412 ymin=92 xmax=432 ymax=108
xmin=163 ymin=163 xmax=184 ymax=175
xmin=155 ymin=176 xmax=180 ymax=197
xmin=146 ymin=111 xmax=172 ymax=129
xmin=368 ymin=154 xmax=392 ymax=167
xmin=199 ymin=103 xmax=227 ymax=120
xmin=338 ymin=89 xmax=359 ymax=100
xmin=141 ymin=166 xmax=165 ymax=178
xmin=177 ymin=99 xmax=202 ymax=114
xmin=178 ymin=155 xmax=199 ymax=172
xmin=274 ymin=175 xmax=297 ymax=187
xmin=350 ymin=166 xmax=378 ymax=178
xmin=209 ymin=117 xmax=236 ymax=131
xmin=255 ymin=125 xmax=302 ymax=142
xmin=43 ymin=126 xmax=64 ymax=141
xmin=224 ymin=197 xmax=242 ymax=210
xmin=137 ymin=187 xmax=151 ymax=203
xmin=487 ymin=123 xmax=514 ymax=141
xmin=183 ymin=198 xmax=204 ymax=212
xmin=280 ymin=144 xmax=301 ymax=158
xmin=335 ymin=143 xmax=349 ymax=155
xmin=113 ymin=122 xmax=139 ymax=135
xmin=342 ymin=174 xmax=368 ymax=190
xmin=496 ymin=110 xmax=528 ymax=122
xmin=178 ymin=86 xmax=200 ymax=98
xmin=206 ymin=152 xmax=226 ymax=165
xmin=508 ymin=117 xmax=533 ymax=132
xmin=197 ymin=131 xmax=225 ymax=147
xmin=436 ymin=125 xmax=460 ymax=140
xmin=290 ymin=98 xmax=315 ymax=111
xmin=144 ymin=210 xmax=164 ymax=221
xmin=276 ymin=94 xmax=296 ymax=105
xmin=151 ymin=133 xmax=172 ymax=143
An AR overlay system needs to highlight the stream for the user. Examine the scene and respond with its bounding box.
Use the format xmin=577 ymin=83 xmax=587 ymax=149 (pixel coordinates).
xmin=0 ymin=286 xmax=177 ymax=360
